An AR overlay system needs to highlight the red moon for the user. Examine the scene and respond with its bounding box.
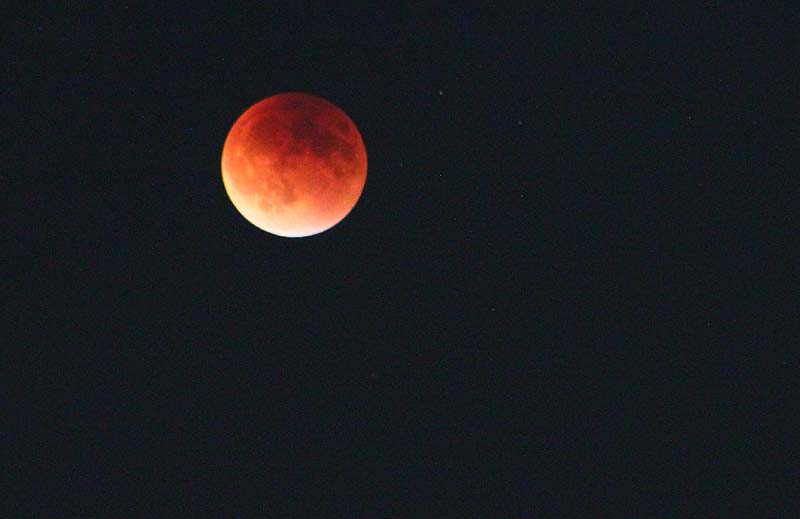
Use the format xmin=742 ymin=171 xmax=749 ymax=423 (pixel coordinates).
xmin=221 ymin=93 xmax=367 ymax=237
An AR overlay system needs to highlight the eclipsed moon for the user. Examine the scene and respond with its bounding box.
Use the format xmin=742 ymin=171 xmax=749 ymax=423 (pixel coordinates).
xmin=221 ymin=92 xmax=367 ymax=237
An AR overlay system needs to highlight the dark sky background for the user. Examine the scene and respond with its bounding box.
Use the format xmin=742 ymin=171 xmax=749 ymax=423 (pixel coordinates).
xmin=6 ymin=4 xmax=793 ymax=516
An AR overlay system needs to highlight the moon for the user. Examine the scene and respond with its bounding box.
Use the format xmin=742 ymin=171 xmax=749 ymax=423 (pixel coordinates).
xmin=221 ymin=93 xmax=367 ymax=237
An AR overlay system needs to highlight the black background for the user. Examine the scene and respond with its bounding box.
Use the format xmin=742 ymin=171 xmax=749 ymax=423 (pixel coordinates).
xmin=6 ymin=4 xmax=794 ymax=516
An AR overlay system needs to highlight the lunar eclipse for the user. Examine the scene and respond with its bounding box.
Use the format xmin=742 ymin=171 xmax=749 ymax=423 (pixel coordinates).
xmin=221 ymin=93 xmax=367 ymax=237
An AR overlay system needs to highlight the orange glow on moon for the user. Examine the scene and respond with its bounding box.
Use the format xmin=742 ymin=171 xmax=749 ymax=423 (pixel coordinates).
xmin=221 ymin=93 xmax=367 ymax=237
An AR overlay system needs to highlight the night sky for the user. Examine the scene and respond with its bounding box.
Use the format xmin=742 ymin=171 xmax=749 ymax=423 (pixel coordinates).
xmin=7 ymin=4 xmax=793 ymax=516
